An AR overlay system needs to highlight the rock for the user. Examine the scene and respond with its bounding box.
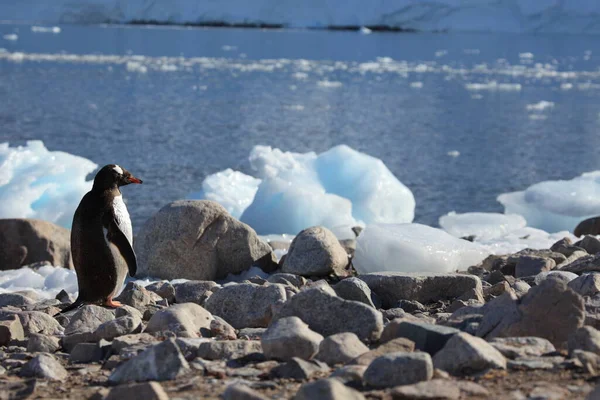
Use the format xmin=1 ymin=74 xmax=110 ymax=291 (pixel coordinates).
xmin=561 ymin=253 xmax=600 ymax=274
xmin=509 ymin=248 xmax=566 ymax=267
xmin=433 ymin=332 xmax=506 ymax=375
xmin=0 ymin=293 xmax=35 ymax=307
xmin=145 ymin=303 xmax=212 ymax=338
xmin=330 ymin=365 xmax=367 ymax=384
xmin=489 ymin=337 xmax=556 ymax=359
xmin=359 ymin=272 xmax=482 ymax=308
xmin=587 ymin=384 xmax=600 ymax=400
xmin=569 ymin=273 xmax=600 ymax=297
xmin=315 ymin=332 xmax=369 ymax=365
xmin=271 ymin=357 xmax=329 ymax=380
xmin=380 ymin=320 xmax=459 ymax=355
xmin=27 ymin=333 xmax=60 ymax=353
xmin=293 ymin=378 xmax=365 ymax=400
xmin=508 ymin=356 xmax=563 ymax=370
xmin=273 ymin=287 xmax=383 ymax=341
xmin=350 ymin=338 xmax=415 ymax=366
xmin=267 ymin=273 xmax=307 ymax=288
xmin=551 ymin=237 xmax=581 ymax=257
xmin=0 ymin=219 xmax=72 ymax=270
xmin=391 ymin=379 xmax=461 ymax=400
xmin=69 ymin=342 xmax=106 ymax=363
xmin=55 ymin=289 xmax=73 ymax=304
xmin=174 ymin=281 xmax=219 ymax=305
xmin=196 ymin=340 xmax=262 ymax=360
xmin=210 ymin=317 xmax=236 ymax=340
xmin=223 ymin=383 xmax=268 ymax=400
xmin=65 ymin=305 xmax=115 ymax=335
xmin=534 ymin=271 xmax=578 ymax=285
xmin=112 ymin=333 xmax=158 ymax=353
xmin=94 ymin=316 xmax=143 ymax=341
xmin=568 ymin=326 xmax=600 ymax=355
xmin=0 ymin=315 xmax=24 ymax=345
xmin=116 ymin=305 xmax=144 ymax=321
xmin=9 ymin=310 xmax=63 ymax=336
xmin=115 ymin=282 xmax=158 ymax=310
xmin=575 ymin=235 xmax=600 ymax=255
xmin=20 ymin=353 xmax=68 ymax=381
xmin=61 ymin=332 xmax=96 ymax=353
xmin=515 ymin=256 xmax=555 ymax=278
xmin=238 ymin=328 xmax=266 ymax=340
xmin=105 ymin=382 xmax=169 ymax=400
xmin=261 ymin=317 xmax=323 ymax=360
xmin=135 ymin=200 xmax=276 ymax=280
xmin=363 ymin=352 xmax=433 ymax=388
xmin=204 ymin=283 xmax=285 ymax=329
xmin=109 ymin=339 xmax=190 ymax=383
xmin=145 ymin=281 xmax=176 ymax=304
xmin=281 ymin=226 xmax=348 ymax=277
xmin=397 ymin=299 xmax=427 ymax=313
xmin=333 ymin=278 xmax=379 ymax=308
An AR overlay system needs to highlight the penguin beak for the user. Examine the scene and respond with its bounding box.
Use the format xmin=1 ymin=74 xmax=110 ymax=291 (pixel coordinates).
xmin=128 ymin=176 xmax=143 ymax=184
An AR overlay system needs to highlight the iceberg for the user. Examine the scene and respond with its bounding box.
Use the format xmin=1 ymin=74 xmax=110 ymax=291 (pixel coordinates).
xmin=191 ymin=145 xmax=415 ymax=235
xmin=0 ymin=141 xmax=97 ymax=228
xmin=498 ymin=171 xmax=600 ymax=234
xmin=439 ymin=212 xmax=526 ymax=241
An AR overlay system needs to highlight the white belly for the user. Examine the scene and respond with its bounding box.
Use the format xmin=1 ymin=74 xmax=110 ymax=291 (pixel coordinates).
xmin=112 ymin=195 xmax=133 ymax=246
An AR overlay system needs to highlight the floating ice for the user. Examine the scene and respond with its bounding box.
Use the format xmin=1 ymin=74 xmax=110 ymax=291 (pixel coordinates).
xmin=317 ymin=80 xmax=343 ymax=88
xmin=498 ymin=171 xmax=600 ymax=233
xmin=410 ymin=81 xmax=424 ymax=88
xmin=465 ymin=81 xmax=522 ymax=91
xmin=526 ymin=101 xmax=554 ymax=111
xmin=0 ymin=265 xmax=78 ymax=299
xmin=3 ymin=34 xmax=17 ymax=41
xmin=31 ymin=26 xmax=61 ymax=33
xmin=0 ymin=141 xmax=97 ymax=228
xmin=194 ymin=145 xmax=415 ymax=235
xmin=439 ymin=212 xmax=527 ymax=241
xmin=354 ymin=223 xmax=488 ymax=274
xmin=476 ymin=227 xmax=577 ymax=256
xmin=359 ymin=26 xmax=372 ymax=35
xmin=447 ymin=150 xmax=460 ymax=157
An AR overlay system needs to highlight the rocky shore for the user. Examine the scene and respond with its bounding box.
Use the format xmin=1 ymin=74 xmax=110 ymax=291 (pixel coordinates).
xmin=1 ymin=200 xmax=600 ymax=399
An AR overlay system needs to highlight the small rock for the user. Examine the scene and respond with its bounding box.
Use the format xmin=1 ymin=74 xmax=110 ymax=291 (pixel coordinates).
xmin=433 ymin=332 xmax=507 ymax=375
xmin=271 ymin=357 xmax=329 ymax=380
xmin=112 ymin=333 xmax=158 ymax=353
xmin=105 ymin=381 xmax=169 ymax=400
xmin=293 ymin=378 xmax=365 ymax=400
xmin=380 ymin=320 xmax=459 ymax=355
xmin=534 ymin=270 xmax=578 ymax=285
xmin=55 ymin=290 xmax=73 ymax=304
xmin=205 ymin=283 xmax=286 ymax=329
xmin=333 ymin=277 xmax=379 ymax=308
xmin=61 ymin=332 xmax=96 ymax=353
xmin=196 ymin=340 xmax=262 ymax=360
xmin=561 ymin=253 xmax=600 ymax=274
xmin=26 ymin=333 xmax=60 ymax=353
xmin=315 ymin=332 xmax=369 ymax=365
xmin=0 ymin=315 xmax=24 ymax=345
xmin=364 ymin=351 xmax=433 ymax=388
xmin=282 ymin=226 xmax=348 ymax=277
xmin=330 ymin=365 xmax=367 ymax=384
xmin=20 ymin=353 xmax=68 ymax=381
xmin=515 ymin=256 xmax=555 ymax=278
xmin=569 ymin=273 xmax=600 ymax=297
xmin=94 ymin=316 xmax=143 ymax=341
xmin=109 ymin=339 xmax=190 ymax=383
xmin=262 ymin=317 xmax=323 ymax=360
xmin=489 ymin=337 xmax=556 ymax=359
xmin=115 ymin=282 xmax=157 ymax=311
xmin=507 ymin=356 xmax=563 ymax=370
xmin=568 ymin=326 xmax=600 ymax=356
xmin=350 ymin=337 xmax=415 ymax=366
xmin=145 ymin=303 xmax=212 ymax=338
xmin=575 ymin=235 xmax=600 ymax=255
xmin=116 ymin=305 xmax=144 ymax=320
xmin=238 ymin=328 xmax=266 ymax=340
xmin=223 ymin=383 xmax=267 ymax=400
xmin=0 ymin=293 xmax=36 ymax=307
xmin=69 ymin=342 xmax=105 ymax=363
xmin=391 ymin=379 xmax=460 ymax=400
xmin=267 ymin=273 xmax=307 ymax=288
xmin=210 ymin=317 xmax=236 ymax=340
xmin=174 ymin=281 xmax=219 ymax=306
xmin=145 ymin=281 xmax=176 ymax=304
xmin=397 ymin=300 xmax=427 ymax=313
xmin=65 ymin=305 xmax=115 ymax=335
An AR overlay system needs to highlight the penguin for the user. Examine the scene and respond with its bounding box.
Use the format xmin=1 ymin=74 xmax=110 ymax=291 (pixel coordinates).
xmin=59 ymin=164 xmax=142 ymax=314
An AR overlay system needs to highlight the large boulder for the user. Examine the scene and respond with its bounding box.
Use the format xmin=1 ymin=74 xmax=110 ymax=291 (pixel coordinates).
xmin=145 ymin=303 xmax=213 ymax=337
xmin=0 ymin=219 xmax=72 ymax=270
xmin=575 ymin=217 xmax=600 ymax=238
xmin=135 ymin=200 xmax=277 ymax=280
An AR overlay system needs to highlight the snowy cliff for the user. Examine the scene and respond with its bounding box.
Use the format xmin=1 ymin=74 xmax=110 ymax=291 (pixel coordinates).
xmin=2 ymin=0 xmax=600 ymax=33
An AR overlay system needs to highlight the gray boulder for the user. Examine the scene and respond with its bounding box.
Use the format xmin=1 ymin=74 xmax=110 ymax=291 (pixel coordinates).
xmin=568 ymin=326 xmax=600 ymax=356
xmin=364 ymin=352 xmax=433 ymax=388
xmin=174 ymin=281 xmax=219 ymax=305
xmin=489 ymin=337 xmax=556 ymax=359
xmin=575 ymin=235 xmax=600 ymax=255
xmin=145 ymin=303 xmax=212 ymax=337
xmin=0 ymin=293 xmax=35 ymax=307
xmin=282 ymin=226 xmax=348 ymax=277
xmin=293 ymin=379 xmax=365 ymax=400
xmin=262 ymin=317 xmax=323 ymax=360
xmin=105 ymin=382 xmax=169 ymax=400
xmin=273 ymin=287 xmax=383 ymax=341
xmin=94 ymin=315 xmax=143 ymax=341
xmin=13 ymin=311 xmax=63 ymax=336
xmin=27 ymin=333 xmax=60 ymax=353
xmin=315 ymin=332 xmax=369 ymax=365
xmin=65 ymin=305 xmax=115 ymax=335
xmin=359 ymin=272 xmax=482 ymax=308
xmin=223 ymin=383 xmax=268 ymax=400
xmin=0 ymin=315 xmax=24 ymax=345
xmin=135 ymin=200 xmax=276 ymax=280
xmin=390 ymin=379 xmax=461 ymax=400
xmin=20 ymin=354 xmax=68 ymax=381
xmin=271 ymin=357 xmax=329 ymax=380
xmin=115 ymin=282 xmax=159 ymax=311
xmin=569 ymin=273 xmax=600 ymax=297
xmin=333 ymin=278 xmax=379 ymax=308
xmin=196 ymin=340 xmax=262 ymax=360
xmin=515 ymin=256 xmax=555 ymax=278
xmin=380 ymin=320 xmax=459 ymax=355
xmin=433 ymin=332 xmax=507 ymax=375
xmin=350 ymin=337 xmax=415 ymax=366
xmin=145 ymin=281 xmax=176 ymax=304
xmin=204 ymin=283 xmax=286 ymax=329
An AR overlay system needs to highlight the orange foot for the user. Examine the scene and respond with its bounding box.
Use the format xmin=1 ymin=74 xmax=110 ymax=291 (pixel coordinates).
xmin=104 ymin=298 xmax=122 ymax=308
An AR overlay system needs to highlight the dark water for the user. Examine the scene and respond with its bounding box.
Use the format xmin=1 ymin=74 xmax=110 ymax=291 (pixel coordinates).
xmin=1 ymin=23 xmax=600 ymax=230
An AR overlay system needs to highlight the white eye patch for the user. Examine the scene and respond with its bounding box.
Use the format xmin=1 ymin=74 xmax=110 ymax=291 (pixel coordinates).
xmin=112 ymin=165 xmax=123 ymax=175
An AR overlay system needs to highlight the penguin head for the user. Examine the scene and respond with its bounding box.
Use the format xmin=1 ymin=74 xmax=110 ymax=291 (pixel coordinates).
xmin=93 ymin=164 xmax=143 ymax=191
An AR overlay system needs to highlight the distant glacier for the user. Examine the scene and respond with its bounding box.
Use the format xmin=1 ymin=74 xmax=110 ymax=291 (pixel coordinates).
xmin=3 ymin=0 xmax=600 ymax=33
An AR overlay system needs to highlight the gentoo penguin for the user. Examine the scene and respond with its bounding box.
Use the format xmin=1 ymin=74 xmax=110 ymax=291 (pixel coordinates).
xmin=59 ymin=164 xmax=142 ymax=314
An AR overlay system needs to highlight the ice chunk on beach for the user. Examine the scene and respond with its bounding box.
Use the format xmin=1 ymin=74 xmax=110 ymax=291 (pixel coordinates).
xmin=354 ymin=223 xmax=488 ymax=274
xmin=195 ymin=145 xmax=415 ymax=235
xmin=0 ymin=265 xmax=78 ymax=299
xmin=0 ymin=141 xmax=97 ymax=228
xmin=439 ymin=212 xmax=527 ymax=241
xmin=475 ymin=227 xmax=576 ymax=256
xmin=498 ymin=171 xmax=600 ymax=234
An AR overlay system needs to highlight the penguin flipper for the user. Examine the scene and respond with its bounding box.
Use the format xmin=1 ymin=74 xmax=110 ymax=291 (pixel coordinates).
xmin=106 ymin=218 xmax=138 ymax=277
xmin=54 ymin=299 xmax=85 ymax=316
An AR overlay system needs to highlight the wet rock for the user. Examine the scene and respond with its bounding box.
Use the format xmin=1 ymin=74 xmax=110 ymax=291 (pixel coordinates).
xmin=145 ymin=281 xmax=176 ymax=304
xmin=569 ymin=273 xmax=600 ymax=297
xmin=94 ymin=315 xmax=143 ymax=341
xmin=282 ymin=226 xmax=348 ymax=277
xmin=65 ymin=305 xmax=115 ymax=335
xmin=20 ymin=353 xmax=68 ymax=381
xmin=223 ymin=383 xmax=268 ymax=400
xmin=115 ymin=282 xmax=158 ymax=310
xmin=350 ymin=337 xmax=415 ymax=366
xmin=315 ymin=332 xmax=369 ymax=365
xmin=135 ymin=200 xmax=277 ymax=280
xmin=109 ymin=339 xmax=190 ymax=383
xmin=26 ymin=333 xmax=60 ymax=353
xmin=271 ymin=357 xmax=329 ymax=380
xmin=359 ymin=272 xmax=482 ymax=308
xmin=380 ymin=320 xmax=459 ymax=355
xmin=364 ymin=352 xmax=433 ymax=388
xmin=333 ymin=277 xmax=379 ymax=308
xmin=515 ymin=256 xmax=555 ymax=278
xmin=433 ymin=332 xmax=506 ymax=375
xmin=262 ymin=317 xmax=323 ymax=360
xmin=273 ymin=287 xmax=383 ymax=341
xmin=294 ymin=378 xmax=365 ymax=400
xmin=0 ymin=315 xmax=24 ymax=345
xmin=174 ymin=281 xmax=219 ymax=306
xmin=205 ymin=283 xmax=286 ymax=329
xmin=390 ymin=379 xmax=461 ymax=400
xmin=105 ymin=381 xmax=169 ymax=400
xmin=568 ymin=326 xmax=600 ymax=355
xmin=0 ymin=219 xmax=73 ymax=270
xmin=196 ymin=340 xmax=262 ymax=360
xmin=145 ymin=303 xmax=212 ymax=338
xmin=489 ymin=337 xmax=556 ymax=359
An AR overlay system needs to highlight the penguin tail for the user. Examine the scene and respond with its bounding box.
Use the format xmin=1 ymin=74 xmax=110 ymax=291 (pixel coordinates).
xmin=54 ymin=299 xmax=85 ymax=316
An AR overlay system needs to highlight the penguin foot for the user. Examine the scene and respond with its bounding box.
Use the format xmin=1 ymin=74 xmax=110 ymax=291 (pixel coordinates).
xmin=104 ymin=298 xmax=122 ymax=308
